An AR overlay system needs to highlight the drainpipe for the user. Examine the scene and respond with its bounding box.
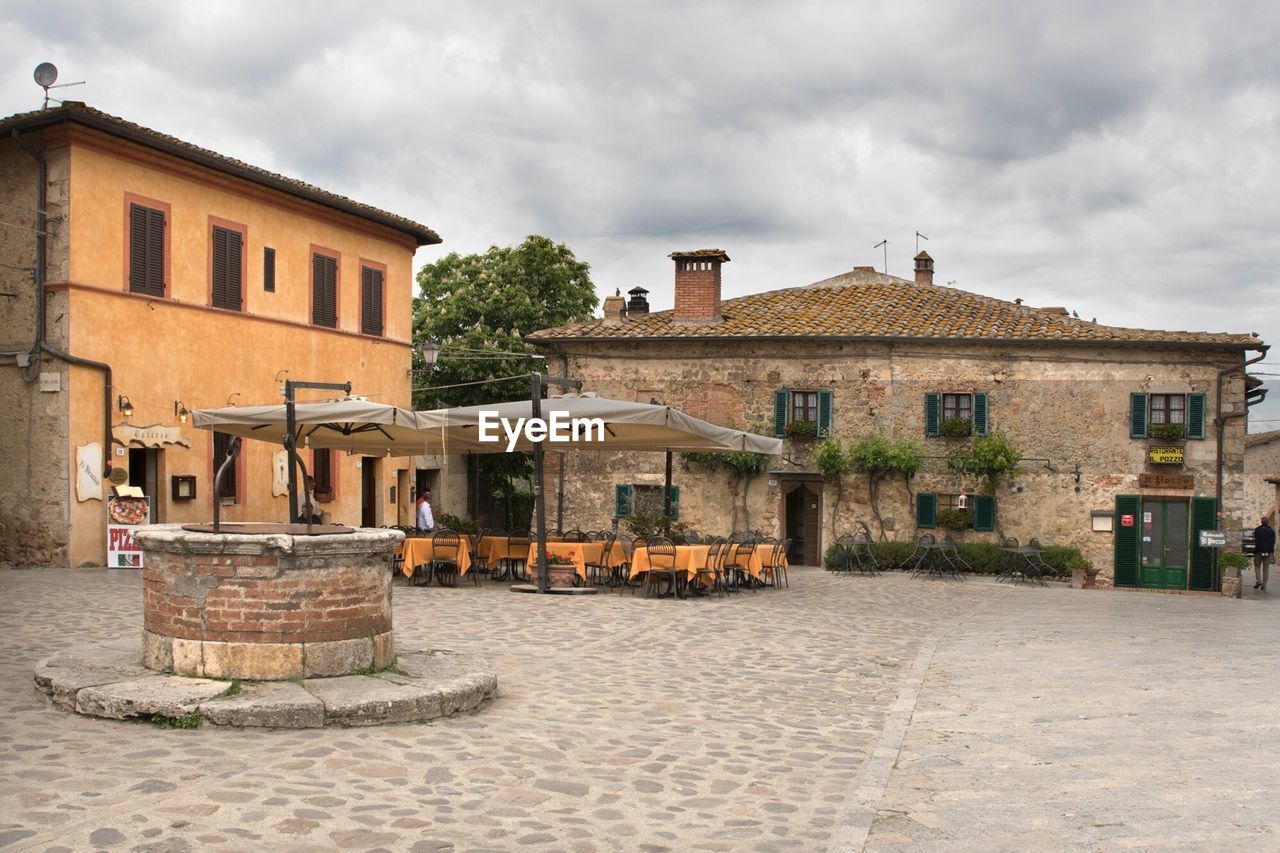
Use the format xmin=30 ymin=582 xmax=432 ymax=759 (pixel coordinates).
xmin=1215 ymin=344 xmax=1269 ymax=515
xmin=11 ymin=128 xmax=114 ymax=477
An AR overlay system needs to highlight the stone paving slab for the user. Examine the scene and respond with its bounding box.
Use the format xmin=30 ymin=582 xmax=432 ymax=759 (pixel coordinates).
xmin=75 ymin=674 xmax=232 ymax=720
xmin=201 ymin=680 xmax=325 ymax=728
xmin=32 ymin=641 xmax=150 ymax=710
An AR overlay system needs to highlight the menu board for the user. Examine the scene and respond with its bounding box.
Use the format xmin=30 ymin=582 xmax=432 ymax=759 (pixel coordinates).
xmin=106 ymin=496 xmax=149 ymax=568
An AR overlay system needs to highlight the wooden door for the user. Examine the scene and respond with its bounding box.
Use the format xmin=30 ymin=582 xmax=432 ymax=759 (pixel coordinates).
xmin=361 ymin=458 xmax=378 ymax=528
xmin=782 ymin=478 xmax=823 ymax=566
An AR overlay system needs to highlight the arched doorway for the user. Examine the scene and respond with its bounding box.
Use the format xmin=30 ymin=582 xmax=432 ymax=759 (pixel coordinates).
xmin=780 ymin=476 xmax=823 ymax=566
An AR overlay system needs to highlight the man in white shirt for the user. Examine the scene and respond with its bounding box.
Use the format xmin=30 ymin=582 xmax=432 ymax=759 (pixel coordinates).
xmin=299 ymin=476 xmax=321 ymax=524
xmin=416 ymin=489 xmax=435 ymax=532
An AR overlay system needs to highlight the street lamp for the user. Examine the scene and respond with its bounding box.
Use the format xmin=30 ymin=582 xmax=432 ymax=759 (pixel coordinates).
xmin=419 ymin=340 xmax=439 ymax=368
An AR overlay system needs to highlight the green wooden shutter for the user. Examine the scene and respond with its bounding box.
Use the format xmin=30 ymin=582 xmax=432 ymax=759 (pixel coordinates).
xmin=817 ymin=391 xmax=833 ymax=438
xmin=1129 ymin=393 xmax=1148 ymax=438
xmin=916 ymin=492 xmax=937 ymax=529
xmin=925 ymin=392 xmax=941 ymax=437
xmin=1113 ymin=494 xmax=1141 ymax=586
xmin=1189 ymin=495 xmax=1218 ymax=591
xmin=1185 ymin=393 xmax=1206 ymax=440
xmin=973 ymin=495 xmax=996 ymax=531
xmin=774 ymin=390 xmax=789 ymax=437
xmin=665 ymin=485 xmax=680 ymax=520
xmin=614 ymin=484 xmax=633 ymax=517
xmin=972 ymin=392 xmax=989 ymax=436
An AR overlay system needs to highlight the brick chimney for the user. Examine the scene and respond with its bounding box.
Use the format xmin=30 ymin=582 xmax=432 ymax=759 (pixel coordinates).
xmin=671 ymin=249 xmax=730 ymax=323
xmin=602 ymin=288 xmax=626 ymax=323
xmin=914 ymin=251 xmax=934 ymax=285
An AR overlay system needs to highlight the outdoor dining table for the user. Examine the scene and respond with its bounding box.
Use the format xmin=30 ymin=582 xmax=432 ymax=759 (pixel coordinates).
xmin=397 ymin=536 xmax=474 ymax=578
xmin=629 ymin=545 xmax=780 ymax=583
xmin=998 ymin=547 xmax=1048 ymax=586
xmin=522 ymin=540 xmax=631 ymax=582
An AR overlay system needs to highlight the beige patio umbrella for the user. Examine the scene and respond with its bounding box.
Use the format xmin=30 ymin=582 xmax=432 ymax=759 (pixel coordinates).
xmin=415 ymin=394 xmax=782 ymax=454
xmin=193 ymin=398 xmax=437 ymax=456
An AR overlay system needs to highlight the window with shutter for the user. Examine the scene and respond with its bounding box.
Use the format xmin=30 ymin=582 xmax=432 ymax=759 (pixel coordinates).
xmin=924 ymin=392 xmax=941 ymax=436
xmin=128 ymin=202 xmax=167 ymax=296
xmin=972 ymin=392 xmax=989 ymax=436
xmin=212 ymin=432 xmax=238 ymax=501
xmin=1185 ymin=393 xmax=1206 ymax=440
xmin=817 ymin=391 xmax=833 ymax=437
xmin=361 ymin=265 xmax=384 ymax=336
xmin=664 ymin=485 xmax=680 ymax=520
xmin=973 ymin=495 xmax=996 ymax=531
xmin=312 ymin=252 xmax=338 ymax=328
xmin=916 ymin=492 xmax=937 ymax=529
xmin=312 ymin=449 xmax=334 ymax=501
xmin=210 ymin=225 xmax=243 ymax=311
xmin=773 ymin=390 xmax=789 ymax=437
xmin=615 ymin=484 xmax=633 ymax=517
xmin=1129 ymin=393 xmax=1149 ymax=439
xmin=263 ymin=247 xmax=276 ymax=293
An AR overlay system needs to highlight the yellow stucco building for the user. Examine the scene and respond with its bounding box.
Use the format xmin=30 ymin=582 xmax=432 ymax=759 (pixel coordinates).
xmin=0 ymin=102 xmax=439 ymax=567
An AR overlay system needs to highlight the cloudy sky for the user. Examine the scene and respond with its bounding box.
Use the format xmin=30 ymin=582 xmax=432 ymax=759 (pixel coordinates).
xmin=4 ymin=0 xmax=1277 ymax=430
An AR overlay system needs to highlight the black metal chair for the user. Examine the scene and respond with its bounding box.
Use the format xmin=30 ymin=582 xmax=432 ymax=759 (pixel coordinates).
xmin=506 ymin=531 xmax=531 ymax=581
xmin=723 ymin=540 xmax=757 ymax=592
xmin=642 ymin=536 xmax=681 ymax=599
xmin=467 ymin=530 xmax=491 ymax=586
xmin=562 ymin=529 xmax=588 ymax=542
xmin=762 ymin=539 xmax=790 ymax=588
xmin=906 ymin=534 xmax=936 ymax=576
xmin=585 ymin=531 xmax=618 ymax=587
xmin=933 ymin=535 xmax=968 ymax=580
xmin=429 ymin=529 xmax=463 ymax=587
xmin=691 ymin=540 xmax=725 ymax=597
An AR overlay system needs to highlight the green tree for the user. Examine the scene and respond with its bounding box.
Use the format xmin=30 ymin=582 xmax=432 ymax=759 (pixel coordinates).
xmin=413 ymin=236 xmax=597 ymax=524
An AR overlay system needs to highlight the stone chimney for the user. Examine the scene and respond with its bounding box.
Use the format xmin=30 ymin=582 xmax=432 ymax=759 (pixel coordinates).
xmin=626 ymin=286 xmax=650 ymax=314
xmin=602 ymin=288 xmax=626 ymax=323
xmin=914 ymin=251 xmax=934 ymax=285
xmin=671 ymin=249 xmax=730 ymax=323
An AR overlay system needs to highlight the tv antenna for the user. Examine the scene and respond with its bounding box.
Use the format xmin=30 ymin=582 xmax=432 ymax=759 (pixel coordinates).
xmin=34 ymin=63 xmax=85 ymax=109
xmin=873 ymin=239 xmax=887 ymax=274
xmin=915 ymin=231 xmax=928 ymax=253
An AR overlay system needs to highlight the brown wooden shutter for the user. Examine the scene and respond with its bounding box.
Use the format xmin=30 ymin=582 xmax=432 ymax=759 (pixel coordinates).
xmin=211 ymin=227 xmax=227 ymax=306
xmin=129 ymin=203 xmax=165 ymax=296
xmin=263 ymin=247 xmax=275 ymax=292
xmin=211 ymin=227 xmax=243 ymax=310
xmin=312 ymin=254 xmax=337 ymax=327
xmin=361 ymin=266 xmax=383 ymax=336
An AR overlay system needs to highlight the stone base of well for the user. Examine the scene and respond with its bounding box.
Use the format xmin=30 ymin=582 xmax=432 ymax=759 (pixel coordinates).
xmin=142 ymin=629 xmax=396 ymax=680
xmin=34 ymin=642 xmax=497 ymax=729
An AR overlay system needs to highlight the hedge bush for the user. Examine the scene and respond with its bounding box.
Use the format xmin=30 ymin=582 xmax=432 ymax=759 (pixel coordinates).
xmin=825 ymin=540 xmax=1080 ymax=578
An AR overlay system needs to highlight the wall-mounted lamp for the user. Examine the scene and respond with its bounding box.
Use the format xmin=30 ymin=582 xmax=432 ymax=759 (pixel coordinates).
xmin=957 ymin=492 xmax=968 ymax=510
xmin=174 ymin=401 xmax=189 ymax=424
xmin=1073 ymin=463 xmax=1082 ymax=493
xmin=117 ymin=394 xmax=133 ymax=417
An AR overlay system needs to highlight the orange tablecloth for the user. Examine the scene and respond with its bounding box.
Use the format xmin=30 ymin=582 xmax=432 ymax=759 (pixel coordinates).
xmin=398 ymin=537 xmax=473 ymax=577
xmin=480 ymin=536 xmax=532 ymax=563
xmin=629 ymin=544 xmax=783 ymax=581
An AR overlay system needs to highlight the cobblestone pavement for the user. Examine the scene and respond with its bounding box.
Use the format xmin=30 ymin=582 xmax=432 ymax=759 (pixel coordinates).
xmin=1 ymin=568 xmax=1276 ymax=851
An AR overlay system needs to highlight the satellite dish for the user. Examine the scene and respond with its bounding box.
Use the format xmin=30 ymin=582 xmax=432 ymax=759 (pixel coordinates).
xmin=34 ymin=62 xmax=58 ymax=88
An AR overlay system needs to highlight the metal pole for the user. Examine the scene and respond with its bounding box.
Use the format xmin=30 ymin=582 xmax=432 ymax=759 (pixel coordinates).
xmin=664 ymin=450 xmax=673 ymax=536
xmin=285 ymin=380 xmax=298 ymax=523
xmin=556 ymin=450 xmax=565 ymax=532
xmin=531 ymin=372 xmax=548 ymax=593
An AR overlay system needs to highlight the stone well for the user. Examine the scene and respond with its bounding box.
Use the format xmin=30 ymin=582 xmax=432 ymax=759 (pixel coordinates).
xmin=134 ymin=524 xmax=402 ymax=681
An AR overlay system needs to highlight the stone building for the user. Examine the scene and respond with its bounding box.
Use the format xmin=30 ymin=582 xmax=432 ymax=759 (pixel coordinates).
xmin=1245 ymin=430 xmax=1280 ymax=524
xmin=528 ymin=250 xmax=1268 ymax=591
xmin=0 ymin=102 xmax=439 ymax=567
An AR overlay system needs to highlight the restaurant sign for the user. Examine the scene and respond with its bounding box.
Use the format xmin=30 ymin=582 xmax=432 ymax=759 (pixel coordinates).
xmin=112 ymin=423 xmax=191 ymax=449
xmin=1148 ymin=446 xmax=1184 ymax=465
xmin=1138 ymin=472 xmax=1195 ymax=490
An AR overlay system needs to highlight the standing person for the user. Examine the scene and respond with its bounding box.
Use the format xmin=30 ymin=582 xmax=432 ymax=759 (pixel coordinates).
xmin=416 ymin=488 xmax=435 ymax=533
xmin=298 ymin=476 xmax=322 ymax=524
xmin=1253 ymin=517 xmax=1275 ymax=591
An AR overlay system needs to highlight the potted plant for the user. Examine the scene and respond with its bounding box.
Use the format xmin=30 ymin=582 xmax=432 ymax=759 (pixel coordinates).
xmin=1068 ymin=555 xmax=1099 ymax=589
xmin=1149 ymin=422 xmax=1184 ymax=442
xmin=542 ymin=551 xmax=579 ymax=588
xmin=784 ymin=420 xmax=819 ymax=441
xmin=940 ymin=416 xmax=973 ymax=438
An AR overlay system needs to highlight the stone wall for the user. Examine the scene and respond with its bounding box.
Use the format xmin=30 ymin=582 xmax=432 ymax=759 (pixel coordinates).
xmin=1245 ymin=436 xmax=1280 ymax=524
xmin=540 ymin=339 xmax=1251 ymax=579
xmin=0 ymin=139 xmax=72 ymax=567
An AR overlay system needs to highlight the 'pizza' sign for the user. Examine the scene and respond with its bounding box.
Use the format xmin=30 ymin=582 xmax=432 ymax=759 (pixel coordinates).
xmin=1120 ymin=514 xmax=1135 ymax=528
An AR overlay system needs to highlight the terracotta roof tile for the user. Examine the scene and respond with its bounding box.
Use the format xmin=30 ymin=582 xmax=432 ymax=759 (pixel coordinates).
xmin=1246 ymin=430 xmax=1280 ymax=449
xmin=0 ymin=103 xmax=440 ymax=246
xmin=529 ymin=269 xmax=1262 ymax=348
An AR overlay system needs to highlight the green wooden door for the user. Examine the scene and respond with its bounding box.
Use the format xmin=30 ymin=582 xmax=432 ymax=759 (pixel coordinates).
xmin=1139 ymin=499 xmax=1188 ymax=589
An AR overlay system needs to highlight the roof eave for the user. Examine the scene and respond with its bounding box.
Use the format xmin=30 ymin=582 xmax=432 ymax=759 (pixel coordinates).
xmin=7 ymin=106 xmax=441 ymax=247
xmin=527 ymin=332 xmax=1265 ymax=352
